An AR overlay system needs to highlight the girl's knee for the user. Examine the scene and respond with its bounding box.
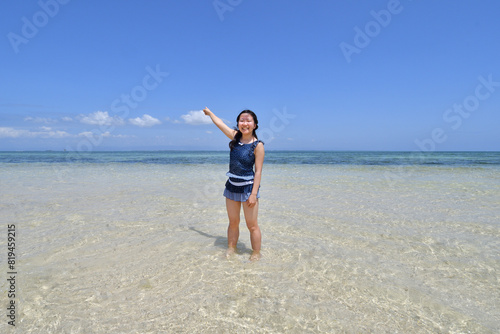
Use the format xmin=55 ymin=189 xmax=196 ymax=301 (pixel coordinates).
xmin=246 ymin=222 xmax=259 ymax=232
xmin=228 ymin=218 xmax=240 ymax=227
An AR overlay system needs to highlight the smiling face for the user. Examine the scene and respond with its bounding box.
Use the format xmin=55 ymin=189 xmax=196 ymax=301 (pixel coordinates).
xmin=237 ymin=113 xmax=256 ymax=135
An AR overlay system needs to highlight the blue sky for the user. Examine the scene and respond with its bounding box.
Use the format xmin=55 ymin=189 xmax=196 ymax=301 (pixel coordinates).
xmin=1 ymin=0 xmax=499 ymax=151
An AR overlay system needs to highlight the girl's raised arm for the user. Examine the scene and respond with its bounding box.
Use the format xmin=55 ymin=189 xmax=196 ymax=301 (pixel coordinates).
xmin=203 ymin=107 xmax=236 ymax=140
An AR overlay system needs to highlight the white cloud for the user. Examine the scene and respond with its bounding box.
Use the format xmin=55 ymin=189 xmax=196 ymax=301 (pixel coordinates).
xmin=24 ymin=116 xmax=57 ymax=124
xmin=39 ymin=130 xmax=72 ymax=138
xmin=0 ymin=127 xmax=72 ymax=138
xmin=128 ymin=114 xmax=161 ymax=127
xmin=180 ymin=110 xmax=212 ymax=125
xmin=78 ymin=131 xmax=112 ymax=138
xmin=61 ymin=116 xmax=73 ymax=122
xmin=0 ymin=127 xmax=29 ymax=138
xmin=78 ymin=131 xmax=132 ymax=138
xmin=79 ymin=111 xmax=125 ymax=126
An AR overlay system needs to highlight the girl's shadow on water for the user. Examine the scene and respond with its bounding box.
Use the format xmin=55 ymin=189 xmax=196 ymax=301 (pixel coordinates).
xmin=188 ymin=227 xmax=253 ymax=255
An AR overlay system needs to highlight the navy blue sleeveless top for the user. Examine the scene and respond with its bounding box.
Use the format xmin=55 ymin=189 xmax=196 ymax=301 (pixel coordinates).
xmin=225 ymin=140 xmax=263 ymax=193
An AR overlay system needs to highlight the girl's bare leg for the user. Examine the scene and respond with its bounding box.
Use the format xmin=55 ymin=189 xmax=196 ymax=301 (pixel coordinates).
xmin=226 ymin=198 xmax=241 ymax=256
xmin=243 ymin=200 xmax=261 ymax=261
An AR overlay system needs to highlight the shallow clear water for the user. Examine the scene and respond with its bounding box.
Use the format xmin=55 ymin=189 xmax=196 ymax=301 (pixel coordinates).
xmin=1 ymin=152 xmax=499 ymax=333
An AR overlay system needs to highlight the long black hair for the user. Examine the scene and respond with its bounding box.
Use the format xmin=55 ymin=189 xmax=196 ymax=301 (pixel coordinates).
xmin=229 ymin=110 xmax=259 ymax=150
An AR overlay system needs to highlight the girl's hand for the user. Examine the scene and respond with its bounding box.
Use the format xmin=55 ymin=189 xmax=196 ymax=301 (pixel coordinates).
xmin=247 ymin=194 xmax=258 ymax=207
xmin=203 ymin=107 xmax=236 ymax=140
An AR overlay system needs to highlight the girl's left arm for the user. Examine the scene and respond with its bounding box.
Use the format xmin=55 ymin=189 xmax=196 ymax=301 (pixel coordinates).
xmin=248 ymin=142 xmax=265 ymax=207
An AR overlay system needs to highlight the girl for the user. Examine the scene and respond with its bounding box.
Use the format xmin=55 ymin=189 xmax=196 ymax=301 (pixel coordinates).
xmin=202 ymin=107 xmax=265 ymax=261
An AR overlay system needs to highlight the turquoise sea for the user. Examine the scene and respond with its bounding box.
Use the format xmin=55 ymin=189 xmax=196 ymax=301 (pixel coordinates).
xmin=1 ymin=150 xmax=500 ymax=166
xmin=1 ymin=151 xmax=499 ymax=333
